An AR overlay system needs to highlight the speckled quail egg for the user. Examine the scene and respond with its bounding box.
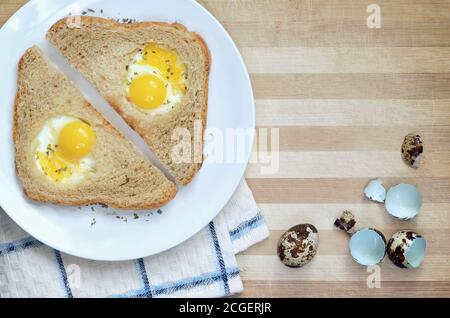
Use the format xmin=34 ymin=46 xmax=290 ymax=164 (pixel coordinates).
xmin=387 ymin=231 xmax=426 ymax=268
xmin=333 ymin=210 xmax=356 ymax=234
xmin=277 ymin=224 xmax=319 ymax=267
xmin=349 ymin=228 xmax=387 ymax=266
xmin=385 ymin=183 xmax=422 ymax=220
xmin=401 ymin=133 xmax=423 ymax=168
xmin=364 ymin=178 xmax=386 ymax=203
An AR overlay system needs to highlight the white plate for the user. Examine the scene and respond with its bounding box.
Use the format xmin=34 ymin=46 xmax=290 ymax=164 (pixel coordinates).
xmin=0 ymin=0 xmax=254 ymax=260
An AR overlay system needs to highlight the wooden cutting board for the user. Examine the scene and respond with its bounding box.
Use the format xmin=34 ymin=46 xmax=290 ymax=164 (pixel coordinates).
xmin=1 ymin=0 xmax=449 ymax=297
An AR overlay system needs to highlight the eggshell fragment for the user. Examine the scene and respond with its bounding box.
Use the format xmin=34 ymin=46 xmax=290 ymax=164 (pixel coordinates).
xmin=401 ymin=133 xmax=423 ymax=168
xmin=277 ymin=224 xmax=319 ymax=268
xmin=387 ymin=231 xmax=426 ymax=268
xmin=349 ymin=228 xmax=387 ymax=266
xmin=334 ymin=210 xmax=356 ymax=234
xmin=385 ymin=183 xmax=422 ymax=220
xmin=364 ymin=179 xmax=386 ymax=203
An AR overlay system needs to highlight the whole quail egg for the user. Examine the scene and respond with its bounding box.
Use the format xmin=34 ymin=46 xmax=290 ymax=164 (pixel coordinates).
xmin=277 ymin=224 xmax=319 ymax=267
xmin=364 ymin=178 xmax=386 ymax=203
xmin=385 ymin=183 xmax=422 ymax=220
xmin=387 ymin=231 xmax=426 ymax=268
xmin=349 ymin=228 xmax=387 ymax=266
xmin=401 ymin=133 xmax=423 ymax=168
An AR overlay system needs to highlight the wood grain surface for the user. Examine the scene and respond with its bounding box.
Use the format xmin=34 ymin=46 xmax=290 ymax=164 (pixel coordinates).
xmin=1 ymin=0 xmax=449 ymax=298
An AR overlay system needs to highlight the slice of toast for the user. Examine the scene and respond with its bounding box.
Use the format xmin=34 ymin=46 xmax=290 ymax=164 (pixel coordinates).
xmin=47 ymin=16 xmax=211 ymax=185
xmin=14 ymin=46 xmax=177 ymax=209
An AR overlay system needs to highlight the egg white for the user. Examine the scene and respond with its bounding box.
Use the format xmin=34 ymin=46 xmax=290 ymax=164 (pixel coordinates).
xmin=126 ymin=52 xmax=184 ymax=115
xmin=34 ymin=116 xmax=96 ymax=184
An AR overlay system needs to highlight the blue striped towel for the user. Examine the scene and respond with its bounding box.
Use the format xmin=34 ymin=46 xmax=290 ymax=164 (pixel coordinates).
xmin=0 ymin=179 xmax=269 ymax=297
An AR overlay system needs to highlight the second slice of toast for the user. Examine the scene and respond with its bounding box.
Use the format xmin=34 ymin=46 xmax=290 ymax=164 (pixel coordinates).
xmin=47 ymin=17 xmax=211 ymax=185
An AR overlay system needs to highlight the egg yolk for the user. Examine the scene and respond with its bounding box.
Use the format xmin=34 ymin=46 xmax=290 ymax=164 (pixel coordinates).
xmin=127 ymin=44 xmax=187 ymax=110
xmin=138 ymin=44 xmax=185 ymax=92
xmin=58 ymin=121 xmax=95 ymax=162
xmin=36 ymin=151 xmax=72 ymax=182
xmin=129 ymin=74 xmax=167 ymax=110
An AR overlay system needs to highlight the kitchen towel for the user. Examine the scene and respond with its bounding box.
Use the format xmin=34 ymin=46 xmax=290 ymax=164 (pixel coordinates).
xmin=0 ymin=179 xmax=269 ymax=297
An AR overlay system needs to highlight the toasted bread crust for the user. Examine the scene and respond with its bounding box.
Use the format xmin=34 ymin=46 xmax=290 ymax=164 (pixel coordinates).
xmin=14 ymin=46 xmax=177 ymax=209
xmin=48 ymin=16 xmax=191 ymax=34
xmin=22 ymin=183 xmax=177 ymax=209
xmin=47 ymin=16 xmax=211 ymax=186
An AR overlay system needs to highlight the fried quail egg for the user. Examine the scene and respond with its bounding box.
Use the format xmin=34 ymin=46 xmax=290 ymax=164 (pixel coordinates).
xmin=277 ymin=224 xmax=319 ymax=267
xmin=364 ymin=178 xmax=386 ymax=203
xmin=33 ymin=116 xmax=96 ymax=184
xmin=385 ymin=183 xmax=422 ymax=220
xmin=126 ymin=43 xmax=187 ymax=114
xmin=387 ymin=231 xmax=426 ymax=268
xmin=401 ymin=133 xmax=423 ymax=168
xmin=349 ymin=228 xmax=386 ymax=266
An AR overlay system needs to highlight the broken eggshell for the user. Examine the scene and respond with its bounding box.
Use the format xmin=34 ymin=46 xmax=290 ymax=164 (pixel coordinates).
xmin=364 ymin=178 xmax=386 ymax=203
xmin=349 ymin=228 xmax=387 ymax=266
xmin=387 ymin=231 xmax=426 ymax=268
xmin=385 ymin=183 xmax=422 ymax=220
xmin=334 ymin=211 xmax=386 ymax=266
xmin=277 ymin=224 xmax=319 ymax=267
xmin=333 ymin=210 xmax=356 ymax=234
xmin=401 ymin=133 xmax=423 ymax=168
